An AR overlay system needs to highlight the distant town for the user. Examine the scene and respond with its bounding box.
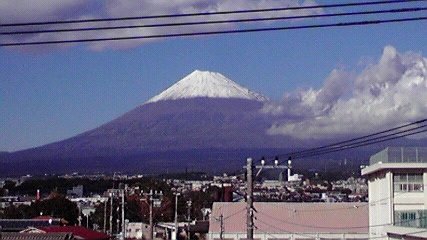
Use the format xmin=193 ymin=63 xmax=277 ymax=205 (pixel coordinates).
xmin=2 ymin=147 xmax=426 ymax=240
xmin=1 ymin=158 xmax=367 ymax=240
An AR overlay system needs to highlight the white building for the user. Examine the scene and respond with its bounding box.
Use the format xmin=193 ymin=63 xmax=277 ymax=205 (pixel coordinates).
xmin=125 ymin=222 xmax=146 ymax=239
xmin=361 ymin=147 xmax=427 ymax=239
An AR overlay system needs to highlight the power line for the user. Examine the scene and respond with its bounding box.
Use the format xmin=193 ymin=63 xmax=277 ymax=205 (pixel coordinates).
xmin=226 ymin=118 xmax=427 ymax=178
xmin=259 ymin=118 xmax=427 ymax=162
xmin=255 ymin=217 xmax=319 ymax=239
xmin=277 ymin=119 xmax=427 ymax=159
xmin=288 ymin=123 xmax=427 ymax=160
xmin=3 ymin=7 xmax=426 ymax=35
xmin=257 ymin=180 xmax=425 ymax=214
xmin=2 ymin=16 xmax=426 ymax=47
xmin=1 ymin=0 xmax=425 ymax=27
xmin=256 ymin=209 xmax=427 ymax=232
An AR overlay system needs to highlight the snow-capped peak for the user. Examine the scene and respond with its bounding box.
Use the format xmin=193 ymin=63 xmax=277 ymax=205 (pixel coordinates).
xmin=146 ymin=70 xmax=269 ymax=103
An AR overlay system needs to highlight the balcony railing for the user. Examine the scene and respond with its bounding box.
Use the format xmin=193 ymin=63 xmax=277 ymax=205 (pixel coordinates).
xmin=370 ymin=147 xmax=427 ymax=165
xmin=394 ymin=210 xmax=427 ymax=228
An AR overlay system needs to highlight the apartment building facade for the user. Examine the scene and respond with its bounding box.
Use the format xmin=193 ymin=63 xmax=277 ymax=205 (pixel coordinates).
xmin=362 ymin=147 xmax=427 ymax=239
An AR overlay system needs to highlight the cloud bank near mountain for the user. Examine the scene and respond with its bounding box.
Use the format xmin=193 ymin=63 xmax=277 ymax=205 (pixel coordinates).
xmin=263 ymin=46 xmax=427 ymax=139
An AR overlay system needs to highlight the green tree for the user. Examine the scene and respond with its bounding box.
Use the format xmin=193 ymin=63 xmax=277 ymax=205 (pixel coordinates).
xmin=32 ymin=194 xmax=79 ymax=224
xmin=1 ymin=194 xmax=78 ymax=224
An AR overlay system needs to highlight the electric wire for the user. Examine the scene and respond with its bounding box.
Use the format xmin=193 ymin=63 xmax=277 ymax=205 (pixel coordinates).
xmin=255 ymin=217 xmax=319 ymax=239
xmin=276 ymin=118 xmax=427 ymax=160
xmin=222 ymin=207 xmax=246 ymax=220
xmin=2 ymin=16 xmax=426 ymax=47
xmin=254 ymin=205 xmax=427 ymax=239
xmin=288 ymin=123 xmax=427 ymax=160
xmin=259 ymin=118 xmax=427 ymax=163
xmin=3 ymin=7 xmax=426 ymax=35
xmin=1 ymin=0 xmax=424 ymax=27
xmin=256 ymin=207 xmax=427 ymax=230
xmin=226 ymin=118 xmax=427 ymax=186
xmin=2 ymin=1 xmax=426 ymax=236
xmin=255 ymin=220 xmax=427 ymax=240
xmin=255 ymin=180 xmax=422 ymax=214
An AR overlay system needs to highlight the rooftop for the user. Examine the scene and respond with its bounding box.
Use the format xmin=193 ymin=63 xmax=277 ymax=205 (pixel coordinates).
xmin=370 ymin=147 xmax=427 ymax=165
xmin=209 ymin=202 xmax=369 ymax=234
xmin=362 ymin=147 xmax=427 ymax=175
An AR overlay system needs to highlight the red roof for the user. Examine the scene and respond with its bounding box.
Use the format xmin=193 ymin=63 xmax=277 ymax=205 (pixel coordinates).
xmin=210 ymin=202 xmax=368 ymax=234
xmin=38 ymin=226 xmax=110 ymax=240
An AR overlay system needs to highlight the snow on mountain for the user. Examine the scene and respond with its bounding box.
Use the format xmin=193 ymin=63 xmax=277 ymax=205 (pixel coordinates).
xmin=146 ymin=70 xmax=269 ymax=103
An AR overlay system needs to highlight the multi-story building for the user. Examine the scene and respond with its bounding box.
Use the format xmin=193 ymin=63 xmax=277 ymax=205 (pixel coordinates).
xmin=361 ymin=147 xmax=427 ymax=239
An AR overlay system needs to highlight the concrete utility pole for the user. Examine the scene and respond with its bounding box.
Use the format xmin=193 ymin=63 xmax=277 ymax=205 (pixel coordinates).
xmin=246 ymin=158 xmax=254 ymax=240
xmin=121 ymin=188 xmax=126 ymax=239
xmin=187 ymin=200 xmax=192 ymax=240
xmin=143 ymin=189 xmax=163 ymax=240
xmin=110 ymin=192 xmax=113 ymax=235
xmin=219 ymin=214 xmax=224 ymax=239
xmin=149 ymin=190 xmax=154 ymax=240
xmin=245 ymin=157 xmax=289 ymax=240
xmin=173 ymin=192 xmax=180 ymax=240
xmin=103 ymin=200 xmax=107 ymax=233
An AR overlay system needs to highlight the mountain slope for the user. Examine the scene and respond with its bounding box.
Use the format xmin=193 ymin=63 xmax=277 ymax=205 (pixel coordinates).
xmin=3 ymin=70 xmax=425 ymax=176
xmin=2 ymin=98 xmax=296 ymax=175
xmin=27 ymin=98 xmax=290 ymax=154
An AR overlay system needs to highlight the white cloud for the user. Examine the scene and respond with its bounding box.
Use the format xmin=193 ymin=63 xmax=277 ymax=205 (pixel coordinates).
xmin=0 ymin=0 xmax=88 ymax=23
xmin=0 ymin=0 xmax=322 ymax=51
xmin=263 ymin=46 xmax=427 ymax=139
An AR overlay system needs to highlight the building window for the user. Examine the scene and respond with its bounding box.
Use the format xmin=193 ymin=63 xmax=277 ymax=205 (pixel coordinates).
xmin=395 ymin=210 xmax=427 ymax=228
xmin=393 ymin=173 xmax=423 ymax=192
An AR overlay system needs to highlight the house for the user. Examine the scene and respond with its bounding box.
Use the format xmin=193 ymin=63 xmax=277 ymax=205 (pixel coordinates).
xmin=125 ymin=222 xmax=147 ymax=239
xmin=22 ymin=226 xmax=110 ymax=240
xmin=1 ymin=232 xmax=73 ymax=240
xmin=0 ymin=218 xmax=65 ymax=232
xmin=208 ymin=202 xmax=368 ymax=240
xmin=361 ymin=147 xmax=427 ymax=239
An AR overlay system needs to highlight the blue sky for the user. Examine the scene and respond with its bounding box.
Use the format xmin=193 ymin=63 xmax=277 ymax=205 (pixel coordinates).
xmin=1 ymin=0 xmax=427 ymax=151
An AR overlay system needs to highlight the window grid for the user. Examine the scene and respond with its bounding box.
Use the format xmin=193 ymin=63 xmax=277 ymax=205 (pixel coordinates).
xmin=393 ymin=173 xmax=423 ymax=192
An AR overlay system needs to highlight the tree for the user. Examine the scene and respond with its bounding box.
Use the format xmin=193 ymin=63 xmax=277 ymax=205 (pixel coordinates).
xmin=32 ymin=194 xmax=79 ymax=224
xmin=2 ymin=204 xmax=32 ymax=219
xmin=1 ymin=194 xmax=78 ymax=224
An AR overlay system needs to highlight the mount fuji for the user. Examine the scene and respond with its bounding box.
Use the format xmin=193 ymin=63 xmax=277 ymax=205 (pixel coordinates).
xmin=2 ymin=70 xmax=295 ymax=175
xmin=0 ymin=70 xmax=388 ymax=176
xmin=147 ymin=70 xmax=269 ymax=103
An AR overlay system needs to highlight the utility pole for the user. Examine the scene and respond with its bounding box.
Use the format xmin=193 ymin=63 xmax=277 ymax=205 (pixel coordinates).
xmin=143 ymin=189 xmax=163 ymax=240
xmin=103 ymin=200 xmax=107 ymax=233
xmin=245 ymin=157 xmax=289 ymax=240
xmin=149 ymin=190 xmax=154 ymax=240
xmin=219 ymin=214 xmax=224 ymax=239
xmin=187 ymin=200 xmax=192 ymax=240
xmin=246 ymin=158 xmax=254 ymax=240
xmin=77 ymin=203 xmax=82 ymax=226
xmin=121 ymin=187 xmax=126 ymax=239
xmin=109 ymin=192 xmax=113 ymax=236
xmin=173 ymin=192 xmax=180 ymax=240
